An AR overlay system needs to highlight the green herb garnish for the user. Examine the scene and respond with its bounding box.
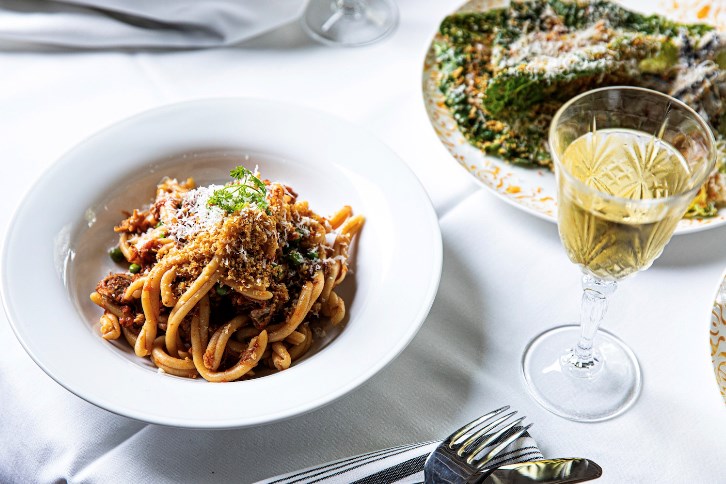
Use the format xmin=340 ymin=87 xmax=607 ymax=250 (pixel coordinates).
xmin=287 ymin=250 xmax=305 ymax=267
xmin=208 ymin=166 xmax=268 ymax=214
xmin=308 ymin=248 xmax=319 ymax=260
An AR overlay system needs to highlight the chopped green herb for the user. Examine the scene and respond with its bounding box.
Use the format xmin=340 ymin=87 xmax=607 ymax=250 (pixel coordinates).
xmin=109 ymin=247 xmax=125 ymax=263
xmin=684 ymin=185 xmax=719 ymax=218
xmin=129 ymin=263 xmax=141 ymax=274
xmin=208 ymin=166 xmax=268 ymax=214
xmin=685 ymin=201 xmax=718 ymax=218
xmin=308 ymin=248 xmax=319 ymax=260
xmin=287 ymin=250 xmax=305 ymax=267
xmin=215 ymin=284 xmax=230 ymax=296
xmin=155 ymin=221 xmax=164 ymax=228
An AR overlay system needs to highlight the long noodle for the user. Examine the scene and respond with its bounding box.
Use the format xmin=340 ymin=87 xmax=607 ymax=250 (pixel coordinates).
xmin=136 ymin=265 xmax=165 ymax=356
xmin=160 ymin=267 xmax=178 ymax=307
xmin=204 ymin=315 xmax=248 ymax=371
xmin=91 ymin=172 xmax=363 ymax=382
xmin=165 ymin=254 xmax=221 ymax=357
xmin=267 ymin=270 xmax=324 ymax=343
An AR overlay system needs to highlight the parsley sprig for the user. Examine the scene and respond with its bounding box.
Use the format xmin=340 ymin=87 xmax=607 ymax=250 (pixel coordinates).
xmin=208 ymin=166 xmax=268 ymax=213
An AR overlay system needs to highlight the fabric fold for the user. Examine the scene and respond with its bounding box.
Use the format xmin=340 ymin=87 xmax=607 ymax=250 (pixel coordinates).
xmin=0 ymin=0 xmax=304 ymax=48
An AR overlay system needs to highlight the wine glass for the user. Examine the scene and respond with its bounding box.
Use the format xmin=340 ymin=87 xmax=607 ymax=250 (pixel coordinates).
xmin=522 ymin=86 xmax=716 ymax=422
xmin=302 ymin=0 xmax=398 ymax=47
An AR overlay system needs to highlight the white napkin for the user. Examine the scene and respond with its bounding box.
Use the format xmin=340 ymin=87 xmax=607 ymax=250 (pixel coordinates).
xmin=255 ymin=433 xmax=544 ymax=484
xmin=0 ymin=0 xmax=304 ymax=48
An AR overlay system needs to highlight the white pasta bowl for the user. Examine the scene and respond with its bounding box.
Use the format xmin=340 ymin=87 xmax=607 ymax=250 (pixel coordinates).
xmin=0 ymin=98 xmax=442 ymax=428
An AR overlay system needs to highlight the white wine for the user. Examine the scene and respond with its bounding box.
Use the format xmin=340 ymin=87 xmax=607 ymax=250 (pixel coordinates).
xmin=557 ymin=128 xmax=694 ymax=280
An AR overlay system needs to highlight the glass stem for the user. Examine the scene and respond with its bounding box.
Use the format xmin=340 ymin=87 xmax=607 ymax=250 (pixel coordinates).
xmin=336 ymin=0 xmax=364 ymax=14
xmin=563 ymin=274 xmax=617 ymax=378
xmin=322 ymin=0 xmax=364 ymax=31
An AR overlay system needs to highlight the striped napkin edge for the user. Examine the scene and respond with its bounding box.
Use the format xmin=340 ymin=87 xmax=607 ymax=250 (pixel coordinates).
xmin=255 ymin=433 xmax=543 ymax=484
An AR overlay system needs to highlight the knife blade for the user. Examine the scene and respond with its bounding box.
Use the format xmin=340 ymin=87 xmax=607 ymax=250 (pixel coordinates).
xmin=469 ymin=458 xmax=602 ymax=484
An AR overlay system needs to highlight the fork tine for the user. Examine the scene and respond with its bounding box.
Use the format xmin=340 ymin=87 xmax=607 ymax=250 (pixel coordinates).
xmin=470 ymin=417 xmax=525 ymax=464
xmin=448 ymin=405 xmax=510 ymax=447
xmin=463 ymin=416 xmax=526 ymax=464
xmin=424 ymin=408 xmax=533 ymax=484
xmin=468 ymin=422 xmax=533 ymax=468
xmin=456 ymin=411 xmax=517 ymax=455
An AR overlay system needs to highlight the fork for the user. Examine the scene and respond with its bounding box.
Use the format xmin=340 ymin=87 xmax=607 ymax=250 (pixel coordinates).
xmin=423 ymin=406 xmax=533 ymax=484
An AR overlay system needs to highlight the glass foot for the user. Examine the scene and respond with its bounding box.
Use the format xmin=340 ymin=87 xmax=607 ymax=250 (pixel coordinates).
xmin=302 ymin=0 xmax=399 ymax=47
xmin=522 ymin=325 xmax=642 ymax=422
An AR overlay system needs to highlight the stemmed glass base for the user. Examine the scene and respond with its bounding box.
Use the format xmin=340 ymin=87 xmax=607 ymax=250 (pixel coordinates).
xmin=522 ymin=325 xmax=642 ymax=422
xmin=302 ymin=0 xmax=399 ymax=47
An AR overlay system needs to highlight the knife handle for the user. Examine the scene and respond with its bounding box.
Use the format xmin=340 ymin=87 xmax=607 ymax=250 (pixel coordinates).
xmin=467 ymin=458 xmax=602 ymax=484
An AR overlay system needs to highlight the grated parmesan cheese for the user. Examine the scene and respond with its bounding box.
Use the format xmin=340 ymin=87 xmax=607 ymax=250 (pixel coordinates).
xmin=168 ymin=185 xmax=227 ymax=241
xmin=493 ymin=21 xmax=636 ymax=80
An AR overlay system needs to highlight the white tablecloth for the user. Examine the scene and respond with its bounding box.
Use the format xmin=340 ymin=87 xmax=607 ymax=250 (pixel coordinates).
xmin=1 ymin=1 xmax=725 ymax=482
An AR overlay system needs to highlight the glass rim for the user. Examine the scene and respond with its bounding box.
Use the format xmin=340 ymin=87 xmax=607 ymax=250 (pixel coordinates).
xmin=548 ymin=86 xmax=717 ymax=207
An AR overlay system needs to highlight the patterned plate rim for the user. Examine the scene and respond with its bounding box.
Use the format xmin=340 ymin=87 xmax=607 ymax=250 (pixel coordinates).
xmin=710 ymin=268 xmax=726 ymax=405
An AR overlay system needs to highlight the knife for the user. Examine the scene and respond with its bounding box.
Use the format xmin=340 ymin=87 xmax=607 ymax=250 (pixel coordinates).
xmin=468 ymin=458 xmax=602 ymax=484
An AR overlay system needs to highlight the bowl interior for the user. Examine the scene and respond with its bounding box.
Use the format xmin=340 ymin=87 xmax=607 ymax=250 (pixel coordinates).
xmin=68 ymin=150 xmax=370 ymax=376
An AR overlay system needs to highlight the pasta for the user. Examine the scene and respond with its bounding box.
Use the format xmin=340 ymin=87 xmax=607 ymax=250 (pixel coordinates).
xmin=90 ymin=167 xmax=363 ymax=382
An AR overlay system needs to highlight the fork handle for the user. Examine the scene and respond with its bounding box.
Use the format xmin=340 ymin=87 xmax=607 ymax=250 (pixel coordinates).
xmin=423 ymin=445 xmax=475 ymax=484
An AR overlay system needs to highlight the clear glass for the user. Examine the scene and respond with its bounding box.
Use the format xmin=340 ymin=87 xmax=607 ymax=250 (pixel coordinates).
xmin=522 ymin=86 xmax=716 ymax=422
xmin=301 ymin=0 xmax=398 ymax=47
